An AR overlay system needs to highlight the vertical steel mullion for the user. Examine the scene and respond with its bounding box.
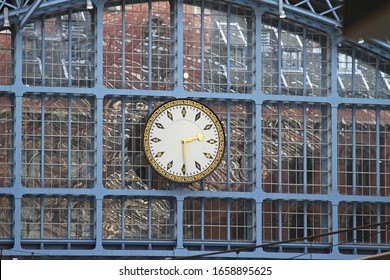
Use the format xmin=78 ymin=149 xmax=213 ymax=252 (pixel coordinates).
xmin=321 ymin=107 xmax=330 ymax=240
xmin=255 ymin=9 xmax=263 ymax=93
xmin=14 ymin=97 xmax=22 ymax=187
xmin=256 ymin=201 xmax=262 ymax=245
xmin=170 ymin=1 xmax=176 ymax=89
xmin=226 ymin=4 xmax=231 ymax=92
xmin=303 ymin=104 xmax=308 ymax=193
xmin=121 ymin=1 xmax=126 ymax=88
xmin=201 ymin=198 xmax=205 ymax=241
xmin=377 ymin=203 xmax=381 ymax=245
xmin=376 ymin=107 xmax=381 ymax=196
xmin=121 ymin=96 xmax=126 ymax=189
xmin=321 ymin=105 xmax=329 ymax=194
xmin=148 ymin=0 xmax=153 ymax=88
xmin=278 ymin=200 xmax=283 ymax=241
xmin=68 ymin=97 xmax=72 ymax=188
xmin=226 ymin=100 xmax=231 ymax=191
xmin=95 ymin=97 xmax=104 ymax=188
xmin=352 ymin=202 xmax=357 ymax=244
xmin=40 ymin=95 xmax=45 ymax=188
xmin=245 ymin=13 xmax=253 ymax=94
xmin=13 ymin=25 xmax=24 ymax=250
xmin=375 ymin=55 xmax=380 ymax=99
xmin=246 ymin=103 xmax=254 ymax=191
xmin=227 ymin=198 xmax=231 ymax=241
xmin=67 ymin=197 xmax=71 ymax=239
xmin=121 ymin=197 xmax=125 ymax=239
xmin=67 ymin=10 xmax=73 ymax=87
xmin=321 ymin=36 xmax=328 ymax=97
xmin=303 ymin=201 xmax=308 ymax=242
xmin=278 ymin=103 xmax=283 ymax=193
xmin=147 ymin=99 xmax=153 ymax=189
xmin=40 ymin=196 xmax=45 ymax=239
xmin=351 ymin=46 xmax=356 ymax=97
xmin=255 ymin=103 xmax=263 ymax=193
xmin=352 ymin=106 xmax=357 ymax=194
xmin=277 ymin=19 xmax=282 ymax=95
xmin=90 ymin=197 xmax=95 ymax=239
xmin=169 ymin=198 xmax=175 ymax=240
xmin=176 ymin=198 xmax=184 ymax=249
xmin=89 ymin=97 xmax=96 ymax=188
xmin=302 ymin=26 xmax=307 ymax=95
xmin=41 ymin=15 xmax=46 ymax=85
xmin=148 ymin=197 xmax=152 ymax=240
xmin=95 ymin=0 xmax=104 ymax=86
xmin=200 ymin=0 xmax=205 ymax=90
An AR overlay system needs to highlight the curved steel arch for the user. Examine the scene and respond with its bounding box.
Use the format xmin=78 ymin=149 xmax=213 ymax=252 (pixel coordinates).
xmin=2 ymin=0 xmax=388 ymax=53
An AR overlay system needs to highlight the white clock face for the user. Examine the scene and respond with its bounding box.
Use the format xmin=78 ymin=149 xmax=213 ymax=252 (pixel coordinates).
xmin=143 ymin=99 xmax=225 ymax=183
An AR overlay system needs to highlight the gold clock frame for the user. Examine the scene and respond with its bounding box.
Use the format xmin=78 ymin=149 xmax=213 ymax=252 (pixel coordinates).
xmin=143 ymin=99 xmax=225 ymax=183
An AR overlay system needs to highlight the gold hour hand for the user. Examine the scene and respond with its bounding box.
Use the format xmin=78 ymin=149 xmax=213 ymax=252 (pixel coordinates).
xmin=182 ymin=133 xmax=204 ymax=143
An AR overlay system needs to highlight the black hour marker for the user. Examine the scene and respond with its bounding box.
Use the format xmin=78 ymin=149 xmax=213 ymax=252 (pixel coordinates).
xmin=151 ymin=137 xmax=161 ymax=143
xmin=195 ymin=161 xmax=201 ymax=171
xmin=204 ymin=152 xmax=213 ymax=159
xmin=155 ymin=123 xmax=164 ymax=129
xmin=207 ymin=139 xmax=217 ymax=144
xmin=181 ymin=107 xmax=187 ymax=118
xmin=155 ymin=152 xmax=165 ymax=158
xmin=204 ymin=124 xmax=213 ymax=130
xmin=182 ymin=164 xmax=186 ymax=174
xmin=195 ymin=112 xmax=201 ymax=121
xmin=167 ymin=160 xmax=173 ymax=170
xmin=167 ymin=111 xmax=173 ymax=121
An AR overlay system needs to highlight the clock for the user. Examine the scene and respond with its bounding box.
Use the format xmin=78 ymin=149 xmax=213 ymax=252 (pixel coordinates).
xmin=143 ymin=99 xmax=225 ymax=183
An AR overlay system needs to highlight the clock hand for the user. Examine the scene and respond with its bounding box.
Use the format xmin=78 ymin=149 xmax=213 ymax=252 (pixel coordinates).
xmin=182 ymin=141 xmax=187 ymax=174
xmin=181 ymin=134 xmax=203 ymax=174
xmin=182 ymin=133 xmax=204 ymax=143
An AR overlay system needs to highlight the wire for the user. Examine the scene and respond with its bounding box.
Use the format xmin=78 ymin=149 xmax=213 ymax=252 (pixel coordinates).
xmin=289 ymin=228 xmax=389 ymax=260
xmin=171 ymin=219 xmax=390 ymax=259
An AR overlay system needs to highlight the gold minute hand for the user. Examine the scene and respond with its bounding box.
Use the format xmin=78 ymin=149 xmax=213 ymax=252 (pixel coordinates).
xmin=181 ymin=134 xmax=204 ymax=174
xmin=182 ymin=141 xmax=187 ymax=174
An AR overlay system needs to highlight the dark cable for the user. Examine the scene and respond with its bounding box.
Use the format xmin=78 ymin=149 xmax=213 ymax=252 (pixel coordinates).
xmin=171 ymin=219 xmax=390 ymax=259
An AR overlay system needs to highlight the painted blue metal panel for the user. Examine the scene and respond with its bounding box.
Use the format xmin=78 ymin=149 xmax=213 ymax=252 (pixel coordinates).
xmin=0 ymin=0 xmax=389 ymax=260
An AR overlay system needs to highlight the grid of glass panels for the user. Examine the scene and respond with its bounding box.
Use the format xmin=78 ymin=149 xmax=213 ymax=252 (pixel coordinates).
xmin=22 ymin=9 xmax=95 ymax=87
xmin=103 ymin=1 xmax=173 ymax=90
xmin=21 ymin=195 xmax=95 ymax=240
xmin=338 ymin=43 xmax=390 ymax=99
xmin=183 ymin=198 xmax=255 ymax=241
xmin=0 ymin=95 xmax=14 ymax=187
xmin=102 ymin=196 xmax=176 ymax=240
xmin=103 ymin=96 xmax=151 ymax=190
xmin=183 ymin=0 xmax=254 ymax=93
xmin=262 ymin=102 xmax=331 ymax=194
xmin=338 ymin=202 xmax=390 ymax=245
xmin=337 ymin=105 xmax=390 ymax=196
xmin=262 ymin=200 xmax=332 ymax=244
xmin=261 ymin=14 xmax=330 ymax=96
xmin=21 ymin=94 xmax=95 ymax=188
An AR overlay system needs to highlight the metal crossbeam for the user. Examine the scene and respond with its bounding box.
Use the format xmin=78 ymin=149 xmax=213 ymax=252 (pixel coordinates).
xmin=19 ymin=0 xmax=44 ymax=29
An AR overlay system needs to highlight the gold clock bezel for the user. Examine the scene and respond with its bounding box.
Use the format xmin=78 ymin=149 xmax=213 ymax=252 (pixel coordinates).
xmin=143 ymin=99 xmax=225 ymax=183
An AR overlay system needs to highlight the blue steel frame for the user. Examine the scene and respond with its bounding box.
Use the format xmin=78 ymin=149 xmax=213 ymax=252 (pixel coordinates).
xmin=0 ymin=0 xmax=390 ymax=259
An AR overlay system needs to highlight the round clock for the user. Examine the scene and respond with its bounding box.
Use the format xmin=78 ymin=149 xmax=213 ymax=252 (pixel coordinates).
xmin=143 ymin=99 xmax=225 ymax=183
